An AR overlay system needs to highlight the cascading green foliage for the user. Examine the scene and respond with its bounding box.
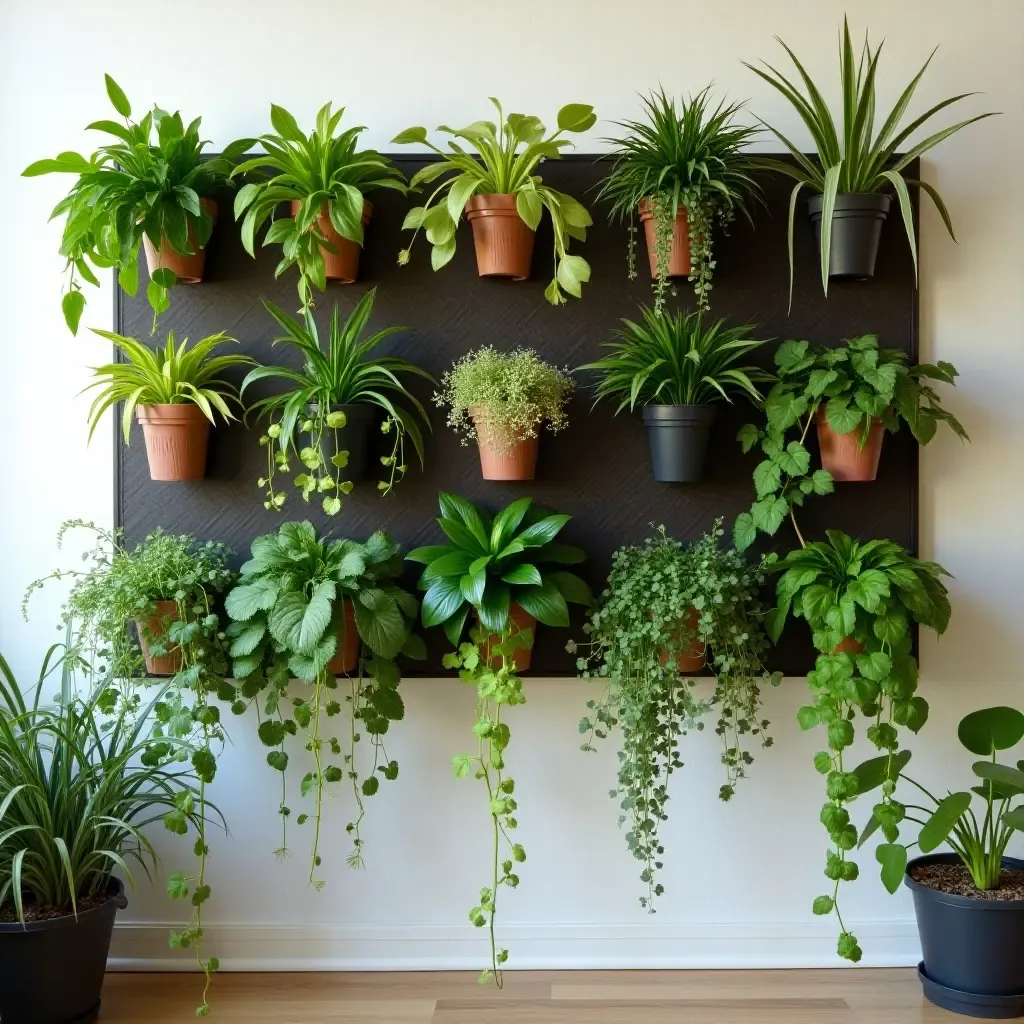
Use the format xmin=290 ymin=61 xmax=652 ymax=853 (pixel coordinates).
xmin=573 ymin=523 xmax=780 ymax=909
xmin=224 ymin=522 xmax=424 ymax=881
xmin=83 ymin=329 xmax=252 ymax=444
xmin=394 ymin=98 xmax=597 ymax=305
xmin=22 ymin=74 xmax=252 ymax=334
xmin=581 ymin=307 xmax=772 ymax=412
xmin=242 ymin=290 xmax=434 ymax=513
xmin=745 ymin=18 xmax=998 ymax=303
xmin=598 ymin=87 xmax=763 ymax=313
xmin=733 ymin=336 xmax=966 ymax=551
xmin=233 ymin=103 xmax=407 ymax=310
xmin=766 ymin=531 xmax=951 ymax=962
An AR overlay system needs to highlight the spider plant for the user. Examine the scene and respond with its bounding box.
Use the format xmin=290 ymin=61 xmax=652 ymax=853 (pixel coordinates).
xmin=745 ymin=17 xmax=998 ymax=303
xmin=233 ymin=103 xmax=407 ymax=310
xmin=242 ymin=288 xmax=434 ymax=512
xmin=598 ymin=87 xmax=763 ymax=313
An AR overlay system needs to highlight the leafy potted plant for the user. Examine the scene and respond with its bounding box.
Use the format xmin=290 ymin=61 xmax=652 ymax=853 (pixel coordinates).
xmin=84 ymin=328 xmax=252 ymax=482
xmin=746 ymin=18 xmax=997 ymax=302
xmin=581 ymin=307 xmax=771 ymax=483
xmin=598 ymin=87 xmax=763 ymax=314
xmin=23 ymin=74 xmax=253 ymax=334
xmin=224 ymin=522 xmax=423 ymax=880
xmin=435 ymin=347 xmax=574 ymax=481
xmin=243 ymin=289 xmax=433 ymax=513
xmin=233 ymin=103 xmax=407 ymax=309
xmin=573 ymin=522 xmax=780 ymax=908
xmin=394 ymin=98 xmax=596 ymax=305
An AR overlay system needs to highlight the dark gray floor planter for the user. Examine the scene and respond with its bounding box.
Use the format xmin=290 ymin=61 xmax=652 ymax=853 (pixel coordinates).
xmin=313 ymin=403 xmax=378 ymax=483
xmin=808 ymin=193 xmax=891 ymax=280
xmin=907 ymin=853 xmax=1024 ymax=1019
xmin=0 ymin=879 xmax=127 ymax=1024
xmin=641 ymin=404 xmax=716 ymax=483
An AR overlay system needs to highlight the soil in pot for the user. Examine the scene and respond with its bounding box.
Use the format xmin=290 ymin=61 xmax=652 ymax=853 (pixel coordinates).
xmin=135 ymin=599 xmax=183 ymax=675
xmin=465 ymin=194 xmax=535 ymax=280
xmin=136 ymin=403 xmax=210 ymax=481
xmin=658 ymin=606 xmax=706 ymax=674
xmin=642 ymin=404 xmax=716 ymax=483
xmin=291 ymin=199 xmax=372 ymax=284
xmin=807 ymin=193 xmax=891 ymax=281
xmin=143 ymin=197 xmax=217 ymax=284
xmin=470 ymin=407 xmax=539 ymax=481
xmin=476 ymin=603 xmax=537 ymax=672
xmin=816 ymin=407 xmax=885 ymax=482
xmin=638 ymin=198 xmax=692 ymax=279
xmin=313 ymin=403 xmax=378 ymax=483
xmin=326 ymin=599 xmax=360 ymax=675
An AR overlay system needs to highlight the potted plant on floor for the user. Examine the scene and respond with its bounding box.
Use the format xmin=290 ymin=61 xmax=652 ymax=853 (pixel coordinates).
xmin=84 ymin=328 xmax=252 ymax=481
xmin=394 ymin=98 xmax=596 ymax=305
xmin=598 ymin=87 xmax=763 ymax=314
xmin=243 ymin=289 xmax=433 ymax=512
xmin=573 ymin=521 xmax=780 ymax=909
xmin=746 ymin=18 xmax=997 ymax=304
xmin=435 ymin=347 xmax=574 ymax=481
xmin=581 ymin=306 xmax=771 ymax=483
xmin=23 ymin=74 xmax=253 ymax=334
xmin=233 ymin=103 xmax=406 ymax=310
xmin=224 ymin=522 xmax=424 ymax=879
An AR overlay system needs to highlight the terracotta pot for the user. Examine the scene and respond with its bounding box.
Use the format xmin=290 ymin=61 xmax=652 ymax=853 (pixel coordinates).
xmin=476 ymin=603 xmax=537 ymax=672
xmin=136 ymin=404 xmax=210 ymax=481
xmin=639 ymin=198 xmax=692 ymax=279
xmin=464 ymin=194 xmax=535 ymax=279
xmin=816 ymin=407 xmax=885 ymax=482
xmin=658 ymin=606 xmax=706 ymax=674
xmin=326 ymin=599 xmax=360 ymax=674
xmin=143 ymin=197 xmax=217 ymax=284
xmin=291 ymin=199 xmax=372 ymax=284
xmin=832 ymin=637 xmax=864 ymax=656
xmin=470 ymin=407 xmax=539 ymax=481
xmin=135 ymin=600 xmax=183 ymax=676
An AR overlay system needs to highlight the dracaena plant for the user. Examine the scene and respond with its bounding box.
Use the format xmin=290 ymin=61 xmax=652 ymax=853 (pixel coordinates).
xmin=223 ymin=522 xmax=423 ymax=882
xmin=766 ymin=531 xmax=951 ymax=963
xmin=733 ymin=336 xmax=966 ymax=551
xmin=233 ymin=103 xmax=407 ymax=310
xmin=598 ymin=87 xmax=763 ymax=313
xmin=745 ymin=18 xmax=997 ymax=303
xmin=393 ymin=98 xmax=597 ymax=305
xmin=572 ymin=522 xmax=780 ymax=910
xmin=23 ymin=74 xmax=253 ymax=334
xmin=242 ymin=289 xmax=434 ymax=514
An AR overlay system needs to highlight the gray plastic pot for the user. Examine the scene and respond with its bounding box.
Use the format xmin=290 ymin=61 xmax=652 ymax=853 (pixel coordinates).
xmin=808 ymin=193 xmax=891 ymax=280
xmin=641 ymin=404 xmax=717 ymax=483
xmin=906 ymin=853 xmax=1024 ymax=1018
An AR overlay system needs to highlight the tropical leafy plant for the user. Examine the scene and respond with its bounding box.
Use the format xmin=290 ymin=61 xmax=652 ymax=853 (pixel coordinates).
xmin=243 ymin=289 xmax=434 ymax=513
xmin=394 ymin=98 xmax=597 ymax=305
xmin=766 ymin=531 xmax=951 ymax=962
xmin=23 ymin=74 xmax=252 ymax=334
xmin=436 ymin=347 xmax=574 ymax=453
xmin=745 ymin=18 xmax=997 ymax=301
xmin=581 ymin=307 xmax=772 ymax=412
xmin=573 ymin=522 xmax=780 ymax=909
xmin=224 ymin=522 xmax=423 ymax=881
xmin=233 ymin=103 xmax=406 ymax=310
xmin=84 ymin=329 xmax=252 ymax=445
xmin=598 ymin=87 xmax=763 ymax=313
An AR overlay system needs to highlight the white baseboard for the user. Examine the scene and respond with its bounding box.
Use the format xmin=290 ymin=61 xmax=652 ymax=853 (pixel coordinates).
xmin=109 ymin=919 xmax=921 ymax=972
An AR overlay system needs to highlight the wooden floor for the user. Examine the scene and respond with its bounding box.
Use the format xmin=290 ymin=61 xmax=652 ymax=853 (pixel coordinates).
xmin=101 ymin=969 xmax=963 ymax=1022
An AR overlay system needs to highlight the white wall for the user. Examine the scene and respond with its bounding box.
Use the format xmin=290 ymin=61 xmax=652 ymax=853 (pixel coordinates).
xmin=2 ymin=0 xmax=1022 ymax=971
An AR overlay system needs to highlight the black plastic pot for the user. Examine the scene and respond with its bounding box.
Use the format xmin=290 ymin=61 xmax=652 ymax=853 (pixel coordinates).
xmin=906 ymin=853 xmax=1024 ymax=1018
xmin=641 ymin=404 xmax=717 ymax=483
xmin=312 ymin=403 xmax=378 ymax=483
xmin=0 ymin=879 xmax=127 ymax=1024
xmin=807 ymin=193 xmax=891 ymax=280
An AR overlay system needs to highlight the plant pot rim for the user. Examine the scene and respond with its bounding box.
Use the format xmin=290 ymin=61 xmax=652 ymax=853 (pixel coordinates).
xmin=642 ymin=403 xmax=718 ymax=421
xmin=905 ymin=853 xmax=1024 ymax=910
xmin=637 ymin=197 xmax=688 ymax=219
xmin=135 ymin=402 xmax=209 ymax=421
xmin=290 ymin=197 xmax=373 ymax=218
xmin=807 ymin=192 xmax=892 ymax=212
xmin=0 ymin=878 xmax=127 ymax=934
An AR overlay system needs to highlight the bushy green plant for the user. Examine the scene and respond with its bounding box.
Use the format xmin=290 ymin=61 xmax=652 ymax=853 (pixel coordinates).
xmin=573 ymin=522 xmax=779 ymax=908
xmin=233 ymin=103 xmax=406 ymax=310
xmin=23 ymin=74 xmax=252 ymax=334
xmin=224 ymin=522 xmax=423 ymax=881
xmin=598 ymin=87 xmax=763 ymax=313
xmin=436 ymin=347 xmax=574 ymax=453
xmin=243 ymin=290 xmax=433 ymax=513
xmin=394 ymin=98 xmax=596 ymax=305
xmin=746 ymin=18 xmax=997 ymax=302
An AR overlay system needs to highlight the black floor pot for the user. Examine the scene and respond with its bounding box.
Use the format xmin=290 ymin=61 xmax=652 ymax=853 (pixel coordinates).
xmin=642 ymin=404 xmax=716 ymax=483
xmin=808 ymin=193 xmax=891 ymax=280
xmin=0 ymin=879 xmax=127 ymax=1024
xmin=907 ymin=854 xmax=1024 ymax=1018
xmin=314 ymin=403 xmax=378 ymax=483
